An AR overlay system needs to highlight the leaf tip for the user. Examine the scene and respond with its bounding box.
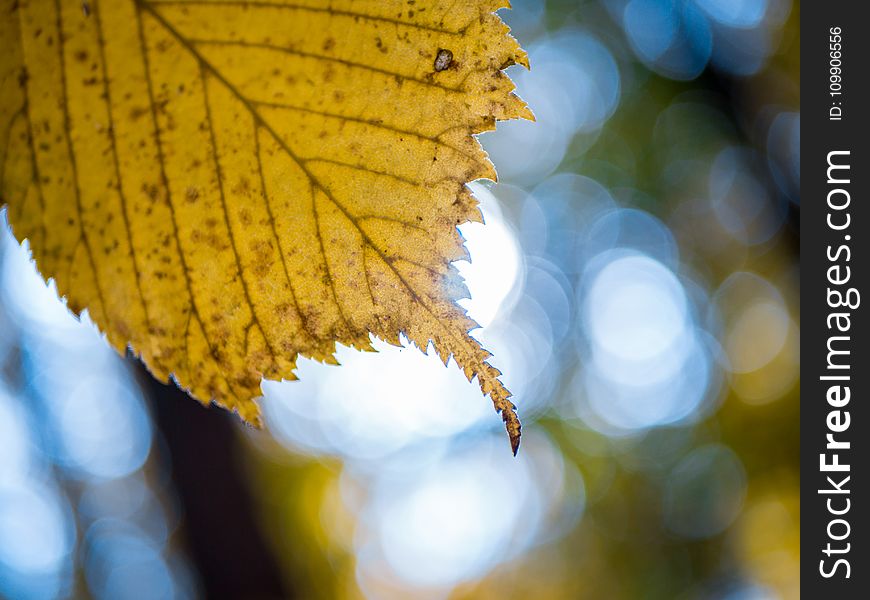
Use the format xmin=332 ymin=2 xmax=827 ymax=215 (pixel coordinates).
xmin=520 ymin=104 xmax=536 ymax=122
xmin=515 ymin=48 xmax=531 ymax=70
xmin=504 ymin=407 xmax=522 ymax=455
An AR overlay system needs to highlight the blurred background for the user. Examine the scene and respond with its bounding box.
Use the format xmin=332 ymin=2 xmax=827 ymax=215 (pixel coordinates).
xmin=0 ymin=0 xmax=799 ymax=598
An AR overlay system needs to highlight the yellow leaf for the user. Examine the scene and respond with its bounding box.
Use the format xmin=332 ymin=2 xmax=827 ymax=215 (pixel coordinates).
xmin=1 ymin=0 xmax=531 ymax=453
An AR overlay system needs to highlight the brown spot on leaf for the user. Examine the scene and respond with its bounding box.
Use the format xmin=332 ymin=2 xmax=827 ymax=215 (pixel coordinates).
xmin=142 ymin=182 xmax=159 ymax=201
xmin=249 ymin=239 xmax=273 ymax=277
xmin=434 ymin=49 xmax=453 ymax=72
xmin=232 ymin=176 xmax=251 ymax=195
xmin=239 ymin=208 xmax=252 ymax=226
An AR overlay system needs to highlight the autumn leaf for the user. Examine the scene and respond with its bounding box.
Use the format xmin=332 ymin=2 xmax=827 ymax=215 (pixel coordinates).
xmin=0 ymin=0 xmax=531 ymax=453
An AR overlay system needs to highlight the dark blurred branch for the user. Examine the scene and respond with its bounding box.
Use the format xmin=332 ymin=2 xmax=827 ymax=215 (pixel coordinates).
xmin=134 ymin=358 xmax=294 ymax=600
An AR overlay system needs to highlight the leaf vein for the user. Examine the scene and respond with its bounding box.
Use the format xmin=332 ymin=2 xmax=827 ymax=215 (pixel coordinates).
xmin=11 ymin=9 xmax=46 ymax=246
xmin=304 ymin=157 xmax=424 ymax=187
xmin=0 ymin=107 xmax=25 ymax=201
xmin=55 ymin=0 xmax=109 ymax=325
xmin=135 ymin=2 xmax=239 ymax=400
xmin=187 ymin=38 xmax=464 ymax=93
xmin=253 ymin=124 xmax=317 ymax=344
xmin=251 ymin=99 xmax=480 ymax=164
xmin=201 ymin=64 xmax=281 ymax=369
xmin=147 ymin=0 xmax=467 ymax=35
xmin=93 ymin=0 xmax=153 ymax=332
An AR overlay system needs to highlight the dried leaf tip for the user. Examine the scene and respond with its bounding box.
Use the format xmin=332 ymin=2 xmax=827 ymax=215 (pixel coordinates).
xmin=503 ymin=406 xmax=522 ymax=456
